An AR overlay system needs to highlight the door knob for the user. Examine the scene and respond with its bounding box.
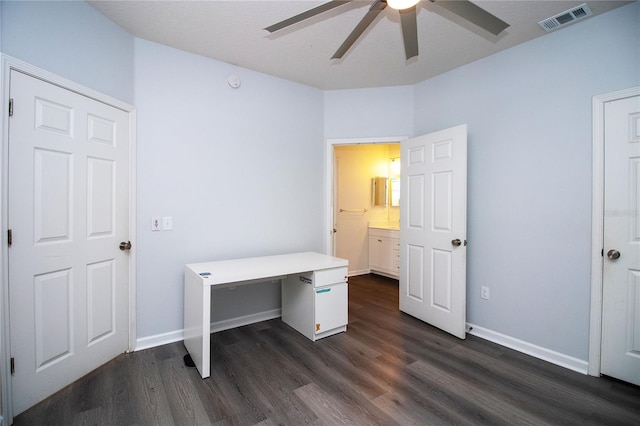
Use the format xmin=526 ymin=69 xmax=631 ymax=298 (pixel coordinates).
xmin=119 ymin=241 xmax=132 ymax=251
xmin=607 ymin=249 xmax=620 ymax=260
xmin=451 ymin=239 xmax=462 ymax=247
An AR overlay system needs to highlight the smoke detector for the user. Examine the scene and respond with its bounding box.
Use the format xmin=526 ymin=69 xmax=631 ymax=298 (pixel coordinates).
xmin=538 ymin=3 xmax=593 ymax=32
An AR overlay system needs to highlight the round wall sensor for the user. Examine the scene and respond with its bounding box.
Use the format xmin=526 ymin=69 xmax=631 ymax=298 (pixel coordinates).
xmin=227 ymin=74 xmax=241 ymax=88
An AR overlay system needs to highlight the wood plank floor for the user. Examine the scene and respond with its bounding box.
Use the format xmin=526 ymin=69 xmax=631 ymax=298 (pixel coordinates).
xmin=14 ymin=274 xmax=640 ymax=425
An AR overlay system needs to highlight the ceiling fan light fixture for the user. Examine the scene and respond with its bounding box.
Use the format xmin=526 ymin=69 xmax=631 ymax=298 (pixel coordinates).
xmin=387 ymin=0 xmax=419 ymax=11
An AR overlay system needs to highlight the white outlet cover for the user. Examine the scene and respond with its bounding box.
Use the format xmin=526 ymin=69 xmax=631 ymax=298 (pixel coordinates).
xmin=162 ymin=216 xmax=173 ymax=231
xmin=151 ymin=217 xmax=161 ymax=231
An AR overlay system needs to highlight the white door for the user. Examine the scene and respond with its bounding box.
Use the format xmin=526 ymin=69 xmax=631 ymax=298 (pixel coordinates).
xmin=8 ymin=70 xmax=131 ymax=414
xmin=601 ymin=94 xmax=640 ymax=386
xmin=399 ymin=125 xmax=467 ymax=339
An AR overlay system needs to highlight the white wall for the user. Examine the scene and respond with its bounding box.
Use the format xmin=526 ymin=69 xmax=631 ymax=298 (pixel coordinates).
xmin=134 ymin=39 xmax=325 ymax=338
xmin=412 ymin=2 xmax=639 ymax=361
xmin=0 ymin=0 xmax=134 ymax=103
xmin=324 ymin=86 xmax=414 ymax=139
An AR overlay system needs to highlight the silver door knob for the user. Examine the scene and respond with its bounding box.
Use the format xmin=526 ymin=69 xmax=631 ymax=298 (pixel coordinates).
xmin=451 ymin=239 xmax=462 ymax=247
xmin=607 ymin=249 xmax=620 ymax=259
xmin=119 ymin=241 xmax=132 ymax=251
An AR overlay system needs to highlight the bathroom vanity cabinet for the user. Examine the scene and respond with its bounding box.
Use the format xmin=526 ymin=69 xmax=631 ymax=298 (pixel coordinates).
xmin=368 ymin=227 xmax=399 ymax=279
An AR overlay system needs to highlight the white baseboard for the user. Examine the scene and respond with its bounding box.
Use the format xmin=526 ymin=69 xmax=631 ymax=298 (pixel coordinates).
xmin=467 ymin=323 xmax=589 ymax=374
xmin=348 ymin=269 xmax=370 ymax=277
xmin=210 ymin=309 xmax=281 ymax=333
xmin=135 ymin=328 xmax=184 ymax=351
xmin=135 ymin=309 xmax=282 ymax=351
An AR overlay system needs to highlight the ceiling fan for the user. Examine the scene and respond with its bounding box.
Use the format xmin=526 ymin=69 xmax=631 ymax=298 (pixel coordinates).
xmin=265 ymin=0 xmax=509 ymax=60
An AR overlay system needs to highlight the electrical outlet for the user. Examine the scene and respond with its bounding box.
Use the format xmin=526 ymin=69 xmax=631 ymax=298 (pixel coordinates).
xmin=151 ymin=217 xmax=161 ymax=231
xmin=480 ymin=286 xmax=490 ymax=300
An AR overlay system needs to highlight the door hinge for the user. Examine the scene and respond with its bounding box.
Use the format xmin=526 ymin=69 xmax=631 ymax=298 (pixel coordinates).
xmin=9 ymin=98 xmax=13 ymax=117
xmin=10 ymin=357 xmax=15 ymax=374
xmin=7 ymin=229 xmax=12 ymax=247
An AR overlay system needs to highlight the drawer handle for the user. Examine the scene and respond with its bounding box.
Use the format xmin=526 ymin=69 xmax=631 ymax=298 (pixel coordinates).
xmin=377 ymin=239 xmax=382 ymax=242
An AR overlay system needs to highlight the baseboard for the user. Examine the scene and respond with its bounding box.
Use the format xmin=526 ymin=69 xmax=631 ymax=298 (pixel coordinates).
xmin=135 ymin=309 xmax=282 ymax=351
xmin=210 ymin=309 xmax=281 ymax=333
xmin=135 ymin=328 xmax=185 ymax=351
xmin=348 ymin=269 xmax=370 ymax=277
xmin=467 ymin=323 xmax=589 ymax=374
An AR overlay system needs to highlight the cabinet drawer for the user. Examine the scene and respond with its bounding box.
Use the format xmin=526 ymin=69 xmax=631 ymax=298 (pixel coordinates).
xmin=313 ymin=267 xmax=348 ymax=287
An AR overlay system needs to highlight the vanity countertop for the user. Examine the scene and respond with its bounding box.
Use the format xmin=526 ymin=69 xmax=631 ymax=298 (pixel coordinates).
xmin=368 ymin=223 xmax=400 ymax=231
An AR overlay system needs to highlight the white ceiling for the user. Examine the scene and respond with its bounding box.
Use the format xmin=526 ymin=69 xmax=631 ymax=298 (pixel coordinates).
xmin=87 ymin=1 xmax=632 ymax=90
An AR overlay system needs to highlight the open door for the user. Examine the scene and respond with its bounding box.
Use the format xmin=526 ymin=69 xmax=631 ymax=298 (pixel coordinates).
xmin=400 ymin=125 xmax=467 ymax=339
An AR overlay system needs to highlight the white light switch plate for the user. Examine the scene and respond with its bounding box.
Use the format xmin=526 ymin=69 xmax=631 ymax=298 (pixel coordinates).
xmin=151 ymin=217 xmax=161 ymax=231
xmin=162 ymin=216 xmax=173 ymax=231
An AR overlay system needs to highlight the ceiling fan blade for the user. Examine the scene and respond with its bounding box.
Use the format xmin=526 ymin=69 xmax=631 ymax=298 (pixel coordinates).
xmin=265 ymin=1 xmax=352 ymax=33
xmin=432 ymin=0 xmax=509 ymax=36
xmin=332 ymin=0 xmax=387 ymax=59
xmin=399 ymin=6 xmax=418 ymax=59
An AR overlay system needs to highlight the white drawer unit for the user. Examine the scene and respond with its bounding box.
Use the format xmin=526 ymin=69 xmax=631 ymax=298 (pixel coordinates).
xmin=369 ymin=227 xmax=400 ymax=279
xmin=282 ymin=267 xmax=348 ymax=341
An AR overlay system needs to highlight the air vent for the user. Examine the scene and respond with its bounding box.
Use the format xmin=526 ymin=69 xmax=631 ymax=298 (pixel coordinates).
xmin=538 ymin=3 xmax=593 ymax=32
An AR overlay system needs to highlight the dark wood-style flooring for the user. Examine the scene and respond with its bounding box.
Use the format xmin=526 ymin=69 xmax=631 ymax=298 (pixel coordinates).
xmin=14 ymin=274 xmax=640 ymax=425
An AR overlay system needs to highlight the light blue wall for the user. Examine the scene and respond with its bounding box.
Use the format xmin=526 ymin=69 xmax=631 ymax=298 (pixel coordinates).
xmin=325 ymin=86 xmax=414 ymax=139
xmin=413 ymin=1 xmax=639 ymax=360
xmin=134 ymin=39 xmax=325 ymax=337
xmin=1 ymin=0 xmax=134 ymax=103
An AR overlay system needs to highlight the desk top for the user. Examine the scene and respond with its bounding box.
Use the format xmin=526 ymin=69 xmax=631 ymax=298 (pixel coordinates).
xmin=185 ymin=252 xmax=348 ymax=286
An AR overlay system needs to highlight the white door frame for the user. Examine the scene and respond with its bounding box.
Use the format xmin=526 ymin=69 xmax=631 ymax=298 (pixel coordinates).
xmin=588 ymin=86 xmax=640 ymax=377
xmin=324 ymin=136 xmax=407 ymax=256
xmin=0 ymin=54 xmax=137 ymax=424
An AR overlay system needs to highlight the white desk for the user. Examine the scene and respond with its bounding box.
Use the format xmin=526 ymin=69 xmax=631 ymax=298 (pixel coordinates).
xmin=184 ymin=252 xmax=348 ymax=378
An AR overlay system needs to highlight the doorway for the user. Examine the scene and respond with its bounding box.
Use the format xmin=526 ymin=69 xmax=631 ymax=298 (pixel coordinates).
xmin=327 ymin=138 xmax=402 ymax=276
xmin=1 ymin=57 xmax=137 ymax=422
xmin=589 ymin=86 xmax=640 ymax=384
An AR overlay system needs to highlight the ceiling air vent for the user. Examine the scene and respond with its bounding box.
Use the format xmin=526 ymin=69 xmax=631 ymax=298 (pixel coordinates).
xmin=538 ymin=3 xmax=593 ymax=32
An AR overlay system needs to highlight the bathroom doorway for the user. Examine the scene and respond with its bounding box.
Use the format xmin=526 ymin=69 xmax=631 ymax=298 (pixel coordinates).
xmin=329 ymin=140 xmax=401 ymax=276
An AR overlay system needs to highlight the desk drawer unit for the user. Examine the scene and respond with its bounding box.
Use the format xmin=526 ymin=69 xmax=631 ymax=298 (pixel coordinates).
xmin=282 ymin=267 xmax=348 ymax=341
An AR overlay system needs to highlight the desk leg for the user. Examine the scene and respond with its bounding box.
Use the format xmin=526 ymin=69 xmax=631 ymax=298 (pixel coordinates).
xmin=184 ymin=273 xmax=211 ymax=378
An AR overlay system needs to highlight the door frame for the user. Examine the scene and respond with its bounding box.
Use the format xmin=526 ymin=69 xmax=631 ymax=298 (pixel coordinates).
xmin=588 ymin=86 xmax=639 ymax=377
xmin=324 ymin=136 xmax=407 ymax=256
xmin=0 ymin=54 xmax=137 ymax=423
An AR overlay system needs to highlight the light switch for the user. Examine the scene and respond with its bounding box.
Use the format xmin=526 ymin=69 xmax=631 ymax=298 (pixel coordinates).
xmin=162 ymin=216 xmax=173 ymax=231
xmin=151 ymin=217 xmax=161 ymax=231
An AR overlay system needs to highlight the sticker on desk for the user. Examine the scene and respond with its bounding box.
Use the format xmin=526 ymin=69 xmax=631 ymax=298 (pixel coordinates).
xmin=316 ymin=288 xmax=331 ymax=294
xmin=299 ymin=276 xmax=312 ymax=285
xmin=199 ymin=272 xmax=211 ymax=277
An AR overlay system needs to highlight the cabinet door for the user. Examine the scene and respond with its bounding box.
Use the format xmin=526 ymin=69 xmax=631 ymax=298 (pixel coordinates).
xmin=369 ymin=236 xmax=393 ymax=272
xmin=315 ymin=284 xmax=348 ymax=334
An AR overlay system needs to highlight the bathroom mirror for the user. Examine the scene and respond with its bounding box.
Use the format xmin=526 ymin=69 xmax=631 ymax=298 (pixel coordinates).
xmin=372 ymin=177 xmax=388 ymax=206
xmin=390 ymin=178 xmax=400 ymax=207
